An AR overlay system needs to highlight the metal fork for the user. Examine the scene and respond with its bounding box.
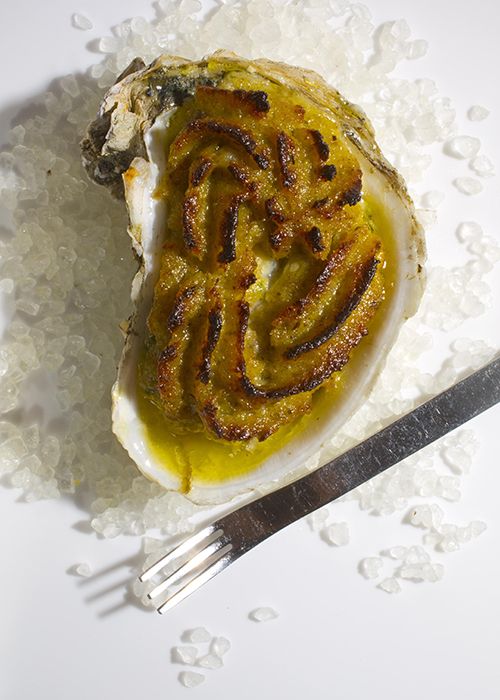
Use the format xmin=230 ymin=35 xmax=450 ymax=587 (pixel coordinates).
xmin=139 ymin=356 xmax=500 ymax=613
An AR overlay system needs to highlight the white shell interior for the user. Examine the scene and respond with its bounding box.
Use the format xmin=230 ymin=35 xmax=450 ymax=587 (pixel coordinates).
xmin=112 ymin=111 xmax=424 ymax=505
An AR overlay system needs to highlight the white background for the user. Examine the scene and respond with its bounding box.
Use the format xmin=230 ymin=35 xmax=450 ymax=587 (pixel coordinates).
xmin=1 ymin=1 xmax=499 ymax=699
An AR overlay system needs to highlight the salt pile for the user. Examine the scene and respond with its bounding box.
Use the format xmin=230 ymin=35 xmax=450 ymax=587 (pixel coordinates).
xmin=0 ymin=0 xmax=497 ymax=597
xmin=172 ymin=628 xmax=231 ymax=687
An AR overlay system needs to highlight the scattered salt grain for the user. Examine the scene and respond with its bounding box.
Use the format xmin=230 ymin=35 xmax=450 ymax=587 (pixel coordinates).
xmin=210 ymin=636 xmax=231 ymax=658
xmin=420 ymin=190 xmax=444 ymax=208
xmin=249 ymin=607 xmax=279 ymax=622
xmin=359 ymin=557 xmax=383 ymax=579
xmin=172 ymin=646 xmax=198 ymax=665
xmin=321 ymin=522 xmax=350 ymax=546
xmin=307 ymin=507 xmax=329 ymax=532
xmin=406 ymin=39 xmax=428 ymax=60
xmin=74 ymin=562 xmax=92 ymax=577
xmin=453 ymin=177 xmax=483 ymax=195
xmin=467 ymin=105 xmax=490 ymax=122
xmin=197 ymin=654 xmax=223 ymax=670
xmin=182 ymin=627 xmax=212 ymax=644
xmin=71 ymin=13 xmax=93 ymax=30
xmin=456 ymin=221 xmax=482 ymax=243
xmin=378 ymin=577 xmax=401 ymax=594
xmin=444 ymin=135 xmax=481 ymax=160
xmin=178 ymin=671 xmax=205 ymax=688
xmin=387 ymin=546 xmax=408 ymax=560
xmin=469 ymin=155 xmax=495 ymax=178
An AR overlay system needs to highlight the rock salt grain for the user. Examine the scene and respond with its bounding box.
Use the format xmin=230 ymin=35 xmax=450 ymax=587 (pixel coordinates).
xmin=172 ymin=646 xmax=198 ymax=665
xmin=249 ymin=607 xmax=279 ymax=622
xmin=469 ymin=155 xmax=495 ymax=178
xmin=467 ymin=105 xmax=489 ymax=121
xmin=72 ymin=13 xmax=93 ymax=31
xmin=75 ymin=562 xmax=92 ymax=577
xmin=359 ymin=557 xmax=383 ymax=579
xmin=210 ymin=636 xmax=231 ymax=658
xmin=321 ymin=522 xmax=350 ymax=546
xmin=197 ymin=654 xmax=223 ymax=670
xmin=378 ymin=577 xmax=401 ymax=594
xmin=453 ymin=177 xmax=483 ymax=195
xmin=444 ymin=135 xmax=481 ymax=160
xmin=182 ymin=627 xmax=212 ymax=644
xmin=178 ymin=671 xmax=205 ymax=688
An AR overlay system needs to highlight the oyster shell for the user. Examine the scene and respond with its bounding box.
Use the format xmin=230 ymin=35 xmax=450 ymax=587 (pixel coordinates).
xmin=81 ymin=51 xmax=425 ymax=504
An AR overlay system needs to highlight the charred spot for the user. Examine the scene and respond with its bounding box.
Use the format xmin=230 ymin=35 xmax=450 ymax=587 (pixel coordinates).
xmin=191 ymin=158 xmax=212 ymax=186
xmin=286 ymin=256 xmax=379 ymax=359
xmin=233 ymin=89 xmax=270 ymax=113
xmin=228 ymin=163 xmax=249 ymax=184
xmin=320 ymin=164 xmax=337 ymax=181
xmin=253 ymin=151 xmax=270 ymax=170
xmin=198 ymin=307 xmax=223 ymax=384
xmin=294 ymin=105 xmax=306 ymax=118
xmin=218 ymin=195 xmax=244 ymax=264
xmin=167 ymin=286 xmax=197 ymax=331
xmin=305 ymin=226 xmax=325 ymax=253
xmin=240 ymin=273 xmax=257 ymax=289
xmin=265 ymin=197 xmax=286 ymax=223
xmin=312 ymin=196 xmax=330 ymax=209
xmin=310 ymin=129 xmax=330 ymax=161
xmin=277 ymin=132 xmax=297 ymax=188
xmin=339 ymin=174 xmax=362 ymax=207
xmin=158 ymin=345 xmax=177 ymax=362
xmin=187 ymin=118 xmax=257 ymax=155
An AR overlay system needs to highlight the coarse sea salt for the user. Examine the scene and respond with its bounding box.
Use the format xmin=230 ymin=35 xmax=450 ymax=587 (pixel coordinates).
xmin=172 ymin=646 xmax=198 ymax=665
xmin=321 ymin=522 xmax=350 ymax=546
xmin=0 ymin=0 xmax=496 ymax=602
xmin=469 ymin=155 xmax=495 ymax=178
xmin=72 ymin=13 xmax=93 ymax=31
xmin=249 ymin=607 xmax=279 ymax=622
xmin=182 ymin=627 xmax=212 ymax=644
xmin=444 ymin=135 xmax=481 ymax=159
xmin=467 ymin=105 xmax=489 ymax=122
xmin=453 ymin=177 xmax=483 ymax=195
xmin=178 ymin=671 xmax=205 ymax=688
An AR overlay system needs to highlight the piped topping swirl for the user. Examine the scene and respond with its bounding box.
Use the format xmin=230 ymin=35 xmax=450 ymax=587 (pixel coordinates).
xmin=140 ymin=76 xmax=386 ymax=442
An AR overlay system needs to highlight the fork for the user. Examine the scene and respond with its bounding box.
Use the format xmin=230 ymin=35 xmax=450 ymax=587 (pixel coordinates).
xmin=139 ymin=356 xmax=500 ymax=613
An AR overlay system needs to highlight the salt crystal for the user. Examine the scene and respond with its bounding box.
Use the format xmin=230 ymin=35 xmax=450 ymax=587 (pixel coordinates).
xmin=456 ymin=221 xmax=482 ymax=243
xmin=469 ymin=155 xmax=495 ymax=178
xmin=75 ymin=562 xmax=92 ymax=577
xmin=210 ymin=636 xmax=231 ymax=657
xmin=178 ymin=671 xmax=205 ymax=688
xmin=406 ymin=39 xmax=428 ymax=60
xmin=172 ymin=646 xmax=198 ymax=665
xmin=470 ymin=521 xmax=487 ymax=537
xmin=420 ymin=190 xmax=444 ymax=208
xmin=321 ymin=522 xmax=350 ymax=546
xmin=359 ymin=557 xmax=383 ymax=579
xmin=197 ymin=653 xmax=223 ymax=670
xmin=72 ymin=13 xmax=93 ymax=30
xmin=60 ymin=75 xmax=81 ymax=98
xmin=182 ymin=627 xmax=212 ymax=643
xmin=444 ymin=136 xmax=481 ymax=159
xmin=307 ymin=507 xmax=329 ymax=531
xmin=453 ymin=177 xmax=483 ymax=195
xmin=467 ymin=105 xmax=490 ymax=121
xmin=387 ymin=546 xmax=407 ymax=560
xmin=249 ymin=607 xmax=279 ymax=622
xmin=378 ymin=577 xmax=401 ymax=594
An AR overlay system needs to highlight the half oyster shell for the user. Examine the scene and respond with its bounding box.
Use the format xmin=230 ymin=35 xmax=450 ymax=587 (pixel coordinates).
xmin=81 ymin=51 xmax=425 ymax=504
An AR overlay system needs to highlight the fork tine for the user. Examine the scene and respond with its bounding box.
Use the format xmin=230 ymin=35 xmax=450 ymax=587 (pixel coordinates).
xmin=157 ymin=544 xmax=233 ymax=614
xmin=147 ymin=535 xmax=228 ymax=600
xmin=138 ymin=525 xmax=219 ymax=582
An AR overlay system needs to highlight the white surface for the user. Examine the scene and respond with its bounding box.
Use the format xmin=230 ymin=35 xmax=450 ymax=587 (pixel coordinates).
xmin=1 ymin=1 xmax=500 ymax=699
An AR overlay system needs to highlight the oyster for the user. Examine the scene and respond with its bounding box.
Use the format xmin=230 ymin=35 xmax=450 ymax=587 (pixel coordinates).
xmin=81 ymin=52 xmax=425 ymax=503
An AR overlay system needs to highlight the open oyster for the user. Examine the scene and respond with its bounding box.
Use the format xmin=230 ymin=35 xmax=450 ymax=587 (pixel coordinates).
xmin=81 ymin=51 xmax=425 ymax=504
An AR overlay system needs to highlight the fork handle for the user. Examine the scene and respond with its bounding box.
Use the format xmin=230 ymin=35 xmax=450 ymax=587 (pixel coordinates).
xmin=223 ymin=356 xmax=500 ymax=553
